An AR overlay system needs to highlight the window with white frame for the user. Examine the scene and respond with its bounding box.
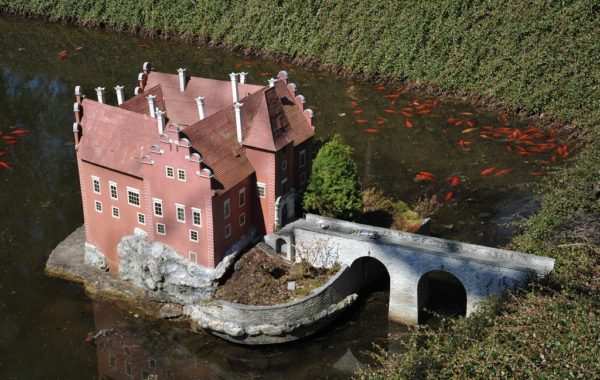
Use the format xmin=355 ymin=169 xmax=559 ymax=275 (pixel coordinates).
xmin=92 ymin=176 xmax=101 ymax=194
xmin=224 ymin=198 xmax=230 ymax=219
xmin=109 ymin=182 xmax=118 ymax=199
xmin=257 ymin=182 xmax=266 ymax=198
xmin=239 ymin=212 xmax=246 ymax=226
xmin=95 ymin=200 xmax=102 ymax=213
xmin=177 ymin=169 xmax=186 ymax=181
xmin=176 ymin=204 xmax=186 ymax=222
xmin=300 ymin=172 xmax=306 ymax=184
xmin=137 ymin=213 xmax=146 ymax=225
xmin=156 ymin=223 xmax=166 ymax=235
xmin=192 ymin=208 xmax=202 ymax=226
xmin=153 ymin=199 xmax=163 ymax=217
xmin=165 ymin=166 xmax=174 ymax=179
xmin=189 ymin=252 xmax=197 ymax=264
xmin=112 ymin=206 xmax=120 ymax=218
xmin=189 ymin=229 xmax=198 ymax=242
xmin=127 ymin=188 xmax=140 ymax=207
xmin=239 ymin=188 xmax=245 ymax=207
xmin=225 ymin=223 xmax=231 ymax=238
xmin=299 ymin=149 xmax=307 ymax=168
xmin=282 ymin=160 xmax=287 ymax=170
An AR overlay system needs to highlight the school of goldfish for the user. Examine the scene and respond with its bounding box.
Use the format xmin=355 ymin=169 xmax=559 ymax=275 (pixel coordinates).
xmin=0 ymin=128 xmax=29 ymax=170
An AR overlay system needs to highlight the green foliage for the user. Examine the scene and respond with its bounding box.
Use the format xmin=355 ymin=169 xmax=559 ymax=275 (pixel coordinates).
xmin=303 ymin=134 xmax=363 ymax=221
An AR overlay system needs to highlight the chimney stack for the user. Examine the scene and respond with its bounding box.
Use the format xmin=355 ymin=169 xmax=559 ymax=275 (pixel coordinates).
xmin=230 ymin=72 xmax=239 ymax=103
xmin=303 ymin=109 xmax=314 ymax=126
xmin=287 ymin=83 xmax=297 ymax=96
xmin=134 ymin=86 xmax=142 ymax=95
xmin=115 ymin=85 xmax=125 ymax=105
xmin=277 ymin=70 xmax=289 ymax=83
xmin=95 ymin=87 xmax=105 ymax=104
xmin=178 ymin=68 xmax=187 ymax=92
xmin=138 ymin=72 xmax=146 ymax=90
xmin=268 ymin=78 xmax=276 ymax=88
xmin=73 ymin=102 xmax=81 ymax=123
xmin=239 ymin=72 xmax=247 ymax=84
xmin=195 ymin=96 xmax=206 ymax=120
xmin=73 ymin=122 xmax=80 ymax=148
xmin=74 ymin=86 xmax=83 ymax=104
xmin=234 ymin=102 xmax=244 ymax=144
xmin=143 ymin=62 xmax=151 ymax=75
xmin=295 ymin=94 xmax=306 ymax=110
xmin=156 ymin=108 xmax=166 ymax=134
xmin=147 ymin=95 xmax=156 ymax=118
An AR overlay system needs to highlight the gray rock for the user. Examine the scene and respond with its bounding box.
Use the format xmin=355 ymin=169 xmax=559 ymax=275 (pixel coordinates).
xmin=159 ymin=303 xmax=183 ymax=319
xmin=84 ymin=243 xmax=108 ymax=271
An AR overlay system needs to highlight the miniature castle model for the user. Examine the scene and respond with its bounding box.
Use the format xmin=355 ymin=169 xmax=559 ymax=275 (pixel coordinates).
xmin=73 ymin=63 xmax=315 ymax=271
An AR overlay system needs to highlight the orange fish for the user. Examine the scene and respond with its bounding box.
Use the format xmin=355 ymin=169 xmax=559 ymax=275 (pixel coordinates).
xmin=308 ymin=105 xmax=318 ymax=109
xmin=479 ymin=132 xmax=492 ymax=139
xmin=363 ymin=128 xmax=380 ymax=134
xmin=457 ymin=140 xmax=473 ymax=150
xmin=0 ymin=161 xmax=10 ymax=169
xmin=243 ymin=60 xmax=252 ymax=65
xmin=375 ymin=86 xmax=386 ymax=90
xmin=549 ymin=128 xmax=556 ymax=136
xmin=416 ymin=104 xmax=430 ymax=110
xmin=350 ymin=100 xmax=359 ymax=106
xmin=415 ymin=174 xmax=435 ymax=183
xmin=2 ymin=135 xmax=18 ymax=140
xmin=444 ymin=191 xmax=454 ymax=201
xmin=356 ymin=119 xmax=369 ymax=124
xmin=416 ymin=109 xmax=432 ymax=115
xmin=383 ymin=94 xmax=400 ymax=98
xmin=451 ymin=176 xmax=460 ymax=187
xmin=466 ymin=120 xmax=474 ymax=128
xmin=138 ymin=43 xmax=149 ymax=48
xmin=461 ymin=128 xmax=477 ymax=134
xmin=494 ymin=168 xmax=513 ymax=177
xmin=58 ymin=50 xmax=69 ymax=59
xmin=401 ymin=111 xmax=413 ymax=118
xmin=447 ymin=117 xmax=459 ymax=123
xmin=405 ymin=120 xmax=413 ymax=128
xmin=418 ymin=171 xmax=436 ymax=179
xmin=376 ymin=120 xmax=386 ymax=125
xmin=383 ymin=109 xmax=396 ymax=114
xmin=460 ymin=112 xmax=473 ymax=116
xmin=352 ymin=109 xmax=364 ymax=114
xmin=530 ymin=171 xmax=546 ymax=176
xmin=480 ymin=167 xmax=496 ymax=176
xmin=11 ymin=129 xmax=29 ymax=135
xmin=0 ymin=151 xmax=7 ymax=157
xmin=454 ymin=120 xmax=464 ymax=126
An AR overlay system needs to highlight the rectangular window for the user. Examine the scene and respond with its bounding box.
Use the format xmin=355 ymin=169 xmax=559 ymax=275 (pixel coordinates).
xmin=189 ymin=229 xmax=198 ymax=242
xmin=112 ymin=206 xmax=120 ymax=218
xmin=137 ymin=213 xmax=146 ymax=225
xmin=192 ymin=208 xmax=202 ymax=227
xmin=282 ymin=159 xmax=287 ymax=170
xmin=299 ymin=149 xmax=307 ymax=168
xmin=156 ymin=223 xmax=166 ymax=235
xmin=189 ymin=252 xmax=197 ymax=264
xmin=109 ymin=182 xmax=118 ymax=200
xmin=176 ymin=204 xmax=186 ymax=223
xmin=166 ymin=166 xmax=174 ymax=179
xmin=153 ymin=199 xmax=163 ymax=217
xmin=177 ymin=169 xmax=186 ymax=182
xmin=224 ymin=198 xmax=230 ymax=219
xmin=109 ymin=355 xmax=117 ymax=370
xmin=149 ymin=359 xmax=156 ymax=369
xmin=257 ymin=182 xmax=266 ymax=198
xmin=127 ymin=188 xmax=140 ymax=207
xmin=239 ymin=212 xmax=246 ymax=226
xmin=239 ymin=188 xmax=245 ymax=207
xmin=95 ymin=200 xmax=102 ymax=213
xmin=92 ymin=176 xmax=101 ymax=194
xmin=225 ymin=223 xmax=231 ymax=238
xmin=125 ymin=361 xmax=132 ymax=377
xmin=300 ymin=172 xmax=306 ymax=184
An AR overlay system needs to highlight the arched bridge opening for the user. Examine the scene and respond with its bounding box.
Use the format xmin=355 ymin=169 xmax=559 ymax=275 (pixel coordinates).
xmin=348 ymin=257 xmax=390 ymax=295
xmin=417 ymin=270 xmax=466 ymax=324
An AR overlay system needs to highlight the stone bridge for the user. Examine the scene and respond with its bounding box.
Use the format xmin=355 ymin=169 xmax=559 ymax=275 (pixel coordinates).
xmin=265 ymin=214 xmax=555 ymax=325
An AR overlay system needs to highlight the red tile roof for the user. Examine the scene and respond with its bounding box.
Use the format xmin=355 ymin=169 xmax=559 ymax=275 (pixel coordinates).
xmin=79 ymin=100 xmax=157 ymax=178
xmin=119 ymin=85 xmax=166 ymax=116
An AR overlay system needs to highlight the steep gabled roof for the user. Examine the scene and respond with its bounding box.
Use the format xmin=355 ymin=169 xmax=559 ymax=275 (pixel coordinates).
xmin=79 ymin=100 xmax=157 ymax=178
xmin=119 ymin=85 xmax=166 ymax=116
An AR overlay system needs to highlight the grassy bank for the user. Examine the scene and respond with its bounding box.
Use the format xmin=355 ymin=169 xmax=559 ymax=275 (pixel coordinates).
xmin=1 ymin=1 xmax=598 ymax=377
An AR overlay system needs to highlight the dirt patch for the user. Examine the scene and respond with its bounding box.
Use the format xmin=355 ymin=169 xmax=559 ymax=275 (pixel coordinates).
xmin=214 ymin=247 xmax=340 ymax=306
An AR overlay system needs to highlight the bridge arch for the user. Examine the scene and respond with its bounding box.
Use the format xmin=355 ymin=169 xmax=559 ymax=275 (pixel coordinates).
xmin=348 ymin=256 xmax=390 ymax=292
xmin=417 ymin=270 xmax=466 ymax=324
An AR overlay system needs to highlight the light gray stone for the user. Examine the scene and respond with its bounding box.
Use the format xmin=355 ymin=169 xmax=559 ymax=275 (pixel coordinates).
xmin=159 ymin=303 xmax=183 ymax=319
xmin=84 ymin=243 xmax=108 ymax=271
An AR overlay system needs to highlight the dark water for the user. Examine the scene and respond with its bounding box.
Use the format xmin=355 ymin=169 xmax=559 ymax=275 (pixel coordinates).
xmin=0 ymin=16 xmax=565 ymax=378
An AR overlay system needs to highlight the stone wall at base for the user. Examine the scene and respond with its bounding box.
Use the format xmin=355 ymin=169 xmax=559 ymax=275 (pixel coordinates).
xmin=84 ymin=243 xmax=108 ymax=271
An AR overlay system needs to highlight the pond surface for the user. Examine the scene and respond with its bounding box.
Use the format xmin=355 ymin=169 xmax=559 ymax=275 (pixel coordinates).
xmin=0 ymin=15 xmax=567 ymax=378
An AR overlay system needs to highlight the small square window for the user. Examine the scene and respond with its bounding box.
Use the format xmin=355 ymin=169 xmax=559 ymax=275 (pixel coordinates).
xmin=127 ymin=188 xmax=140 ymax=207
xmin=109 ymin=182 xmax=118 ymax=200
xmin=225 ymin=224 xmax=231 ymax=238
xmin=239 ymin=188 xmax=245 ymax=207
xmin=112 ymin=206 xmax=120 ymax=218
xmin=92 ymin=176 xmax=100 ymax=194
xmin=189 ymin=230 xmax=198 ymax=242
xmin=300 ymin=172 xmax=306 ymax=184
xmin=282 ymin=160 xmax=287 ymax=170
xmin=239 ymin=212 xmax=246 ymax=226
xmin=137 ymin=213 xmax=146 ymax=225
xmin=166 ymin=166 xmax=174 ymax=179
xmin=189 ymin=252 xmax=197 ymax=264
xmin=192 ymin=208 xmax=202 ymax=226
xmin=224 ymin=198 xmax=230 ymax=219
xmin=156 ymin=223 xmax=166 ymax=235
xmin=299 ymin=149 xmax=306 ymax=168
xmin=257 ymin=183 xmax=266 ymax=198
xmin=176 ymin=204 xmax=186 ymax=223
xmin=95 ymin=200 xmax=102 ymax=213
xmin=153 ymin=199 xmax=163 ymax=217
xmin=177 ymin=169 xmax=186 ymax=182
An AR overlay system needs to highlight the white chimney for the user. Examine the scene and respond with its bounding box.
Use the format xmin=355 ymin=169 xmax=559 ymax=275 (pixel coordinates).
xmin=114 ymin=85 xmax=124 ymax=105
xmin=177 ymin=68 xmax=187 ymax=92
xmin=73 ymin=102 xmax=81 ymax=123
xmin=95 ymin=87 xmax=105 ymax=104
xmin=143 ymin=61 xmax=151 ymax=74
xmin=234 ymin=102 xmax=244 ymax=143
xmin=239 ymin=72 xmax=247 ymax=84
xmin=74 ymin=85 xmax=83 ymax=104
xmin=138 ymin=72 xmax=146 ymax=89
xmin=147 ymin=95 xmax=156 ymax=118
xmin=195 ymin=96 xmax=206 ymax=120
xmin=156 ymin=108 xmax=166 ymax=134
xmin=230 ymin=72 xmax=239 ymax=103
xmin=268 ymin=78 xmax=276 ymax=88
xmin=134 ymin=86 xmax=142 ymax=95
